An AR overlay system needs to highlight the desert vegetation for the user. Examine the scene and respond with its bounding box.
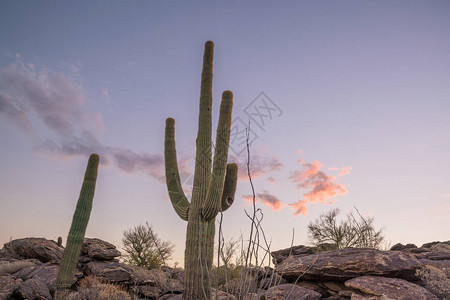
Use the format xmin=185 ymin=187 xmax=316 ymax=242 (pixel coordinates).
xmin=0 ymin=41 xmax=448 ymax=300
xmin=122 ymin=222 xmax=174 ymax=270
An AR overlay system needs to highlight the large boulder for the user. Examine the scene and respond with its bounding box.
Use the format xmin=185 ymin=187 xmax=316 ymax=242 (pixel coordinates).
xmin=129 ymin=266 xmax=183 ymax=298
xmin=0 ymin=274 xmax=21 ymax=300
xmin=419 ymin=259 xmax=450 ymax=278
xmin=13 ymin=263 xmax=79 ymax=293
xmin=13 ymin=278 xmax=52 ymax=300
xmin=390 ymin=243 xmax=417 ymax=251
xmin=276 ymin=248 xmax=423 ymax=281
xmin=85 ymin=261 xmax=133 ymax=283
xmin=345 ymin=276 xmax=438 ymax=300
xmin=81 ymin=238 xmax=121 ymax=260
xmin=260 ymin=284 xmax=321 ymax=300
xmin=271 ymin=245 xmax=314 ymax=265
xmin=3 ymin=238 xmax=63 ymax=263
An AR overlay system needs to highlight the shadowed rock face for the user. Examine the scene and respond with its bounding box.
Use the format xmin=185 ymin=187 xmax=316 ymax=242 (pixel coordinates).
xmin=3 ymin=238 xmax=63 ymax=263
xmin=345 ymin=276 xmax=438 ymax=300
xmin=271 ymin=245 xmax=314 ymax=265
xmin=261 ymin=284 xmax=321 ymax=300
xmin=276 ymin=248 xmax=423 ymax=281
xmin=81 ymin=238 xmax=121 ymax=260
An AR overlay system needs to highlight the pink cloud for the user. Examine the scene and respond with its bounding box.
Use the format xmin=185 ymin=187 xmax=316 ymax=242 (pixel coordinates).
xmin=242 ymin=190 xmax=284 ymax=211
xmin=339 ymin=166 xmax=352 ymax=176
xmin=289 ymin=153 xmax=348 ymax=216
xmin=291 ymin=200 xmax=308 ymax=216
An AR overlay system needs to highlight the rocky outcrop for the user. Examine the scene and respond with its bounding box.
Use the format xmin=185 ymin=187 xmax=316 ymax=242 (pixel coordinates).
xmin=3 ymin=238 xmax=63 ymax=263
xmin=14 ymin=278 xmax=52 ymax=300
xmin=271 ymin=245 xmax=314 ymax=265
xmin=85 ymin=260 xmax=133 ymax=283
xmin=1 ymin=237 xmax=448 ymax=299
xmin=81 ymin=238 xmax=121 ymax=260
xmin=345 ymin=276 xmax=438 ymax=299
xmin=271 ymin=242 xmax=449 ymax=299
xmin=276 ymin=248 xmax=422 ymax=281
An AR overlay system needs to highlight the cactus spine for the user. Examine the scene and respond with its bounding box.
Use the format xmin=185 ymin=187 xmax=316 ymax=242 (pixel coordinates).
xmin=164 ymin=41 xmax=238 ymax=299
xmin=55 ymin=154 xmax=99 ymax=299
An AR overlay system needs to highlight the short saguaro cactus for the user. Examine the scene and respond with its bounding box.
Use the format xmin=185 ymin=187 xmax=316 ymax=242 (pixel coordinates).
xmin=55 ymin=154 xmax=99 ymax=299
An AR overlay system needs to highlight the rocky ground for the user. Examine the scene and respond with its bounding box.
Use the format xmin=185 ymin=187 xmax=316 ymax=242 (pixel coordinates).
xmin=0 ymin=237 xmax=448 ymax=299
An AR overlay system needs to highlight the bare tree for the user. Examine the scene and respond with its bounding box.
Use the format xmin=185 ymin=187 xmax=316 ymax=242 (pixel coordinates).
xmin=122 ymin=222 xmax=174 ymax=269
xmin=219 ymin=239 xmax=239 ymax=269
xmin=308 ymin=208 xmax=383 ymax=250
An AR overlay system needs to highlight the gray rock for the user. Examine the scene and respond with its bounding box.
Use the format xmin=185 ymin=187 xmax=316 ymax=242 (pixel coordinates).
xmin=276 ymin=248 xmax=423 ymax=281
xmin=271 ymin=245 xmax=314 ymax=265
xmin=297 ymin=281 xmax=330 ymax=297
xmin=261 ymin=283 xmax=322 ymax=300
xmin=14 ymin=278 xmax=52 ymax=300
xmin=0 ymin=274 xmax=21 ymax=300
xmin=3 ymin=238 xmax=63 ymax=263
xmin=390 ymin=243 xmax=417 ymax=251
xmin=421 ymin=241 xmax=450 ymax=249
xmin=417 ymin=251 xmax=450 ymax=261
xmin=81 ymin=238 xmax=121 ymax=260
xmin=12 ymin=263 xmax=72 ymax=293
xmin=419 ymin=259 xmax=450 ymax=278
xmin=85 ymin=261 xmax=133 ymax=283
xmin=345 ymin=276 xmax=438 ymax=300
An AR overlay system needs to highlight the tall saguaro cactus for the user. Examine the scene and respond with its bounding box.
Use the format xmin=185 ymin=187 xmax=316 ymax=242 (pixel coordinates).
xmin=164 ymin=41 xmax=238 ymax=299
xmin=55 ymin=154 xmax=99 ymax=299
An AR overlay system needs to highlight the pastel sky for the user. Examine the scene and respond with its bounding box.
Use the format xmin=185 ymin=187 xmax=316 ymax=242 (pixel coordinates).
xmin=1 ymin=1 xmax=449 ymax=266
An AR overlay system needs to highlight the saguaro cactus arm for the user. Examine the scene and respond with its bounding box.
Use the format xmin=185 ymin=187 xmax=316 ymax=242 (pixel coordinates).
xmin=192 ymin=41 xmax=214 ymax=198
xmin=56 ymin=154 xmax=99 ymax=298
xmin=164 ymin=118 xmax=190 ymax=221
xmin=220 ymin=163 xmax=238 ymax=212
xmin=202 ymin=91 xmax=234 ymax=221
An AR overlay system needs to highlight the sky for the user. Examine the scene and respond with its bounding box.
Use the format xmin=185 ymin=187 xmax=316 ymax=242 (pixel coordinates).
xmin=1 ymin=1 xmax=449 ymax=266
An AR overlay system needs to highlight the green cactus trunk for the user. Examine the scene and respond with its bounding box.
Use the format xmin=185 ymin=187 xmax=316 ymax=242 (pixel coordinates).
xmin=164 ymin=41 xmax=238 ymax=299
xmin=55 ymin=154 xmax=99 ymax=299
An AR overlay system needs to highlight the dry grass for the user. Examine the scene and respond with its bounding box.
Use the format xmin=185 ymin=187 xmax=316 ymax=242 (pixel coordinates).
xmin=67 ymin=276 xmax=132 ymax=300
xmin=416 ymin=265 xmax=450 ymax=300
xmin=0 ymin=260 xmax=36 ymax=274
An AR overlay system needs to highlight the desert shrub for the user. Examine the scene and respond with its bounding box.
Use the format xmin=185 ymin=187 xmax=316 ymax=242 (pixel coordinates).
xmin=122 ymin=222 xmax=174 ymax=269
xmin=67 ymin=276 xmax=131 ymax=300
xmin=308 ymin=208 xmax=384 ymax=250
xmin=0 ymin=260 xmax=36 ymax=274
xmin=416 ymin=265 xmax=450 ymax=299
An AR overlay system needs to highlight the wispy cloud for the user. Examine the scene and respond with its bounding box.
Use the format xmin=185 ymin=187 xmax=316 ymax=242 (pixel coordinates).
xmin=0 ymin=58 xmax=164 ymax=182
xmin=338 ymin=166 xmax=352 ymax=176
xmin=230 ymin=151 xmax=283 ymax=181
xmin=289 ymin=152 xmax=349 ymax=216
xmin=243 ymin=190 xmax=285 ymax=211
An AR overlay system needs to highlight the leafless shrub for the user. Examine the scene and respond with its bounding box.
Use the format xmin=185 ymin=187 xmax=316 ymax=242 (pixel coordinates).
xmin=122 ymin=222 xmax=174 ymax=269
xmin=308 ymin=207 xmax=383 ymax=250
